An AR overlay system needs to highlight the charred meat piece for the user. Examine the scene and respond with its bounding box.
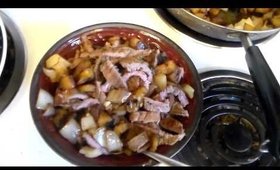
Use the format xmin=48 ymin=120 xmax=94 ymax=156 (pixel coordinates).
xmin=129 ymin=111 xmax=161 ymax=124
xmin=170 ymin=102 xmax=189 ymax=117
xmin=101 ymin=60 xmax=127 ymax=89
xmin=159 ymin=116 xmax=184 ymax=134
xmin=159 ymin=85 xmax=189 ymax=107
xmin=159 ymin=132 xmax=185 ymax=146
xmin=143 ymin=97 xmax=170 ymax=113
xmin=134 ymin=122 xmax=163 ymax=135
xmin=90 ymin=46 xmax=152 ymax=59
xmin=127 ymin=131 xmax=149 ymax=152
xmin=120 ymin=62 xmax=152 ymax=82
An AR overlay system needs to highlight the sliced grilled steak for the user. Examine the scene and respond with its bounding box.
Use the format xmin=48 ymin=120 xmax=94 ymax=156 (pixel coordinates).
xmin=159 ymin=85 xmax=189 ymax=107
xmin=129 ymin=111 xmax=161 ymax=123
xmin=134 ymin=122 xmax=162 ymax=135
xmin=120 ymin=62 xmax=152 ymax=82
xmin=100 ymin=60 xmax=127 ymax=89
xmin=127 ymin=131 xmax=149 ymax=152
xmin=159 ymin=132 xmax=185 ymax=146
xmin=90 ymin=46 xmax=152 ymax=59
xmin=170 ymin=102 xmax=189 ymax=117
xmin=143 ymin=97 xmax=170 ymax=113
xmin=159 ymin=116 xmax=184 ymax=134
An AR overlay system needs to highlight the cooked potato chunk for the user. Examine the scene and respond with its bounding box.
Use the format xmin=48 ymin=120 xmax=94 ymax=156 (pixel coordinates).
xmin=165 ymin=60 xmax=177 ymax=74
xmin=78 ymin=84 xmax=96 ymax=93
xmin=114 ymin=122 xmax=129 ymax=136
xmin=97 ymin=111 xmax=112 ymax=127
xmin=133 ymin=86 xmax=148 ymax=99
xmin=182 ymin=83 xmax=195 ymax=99
xmin=81 ymin=113 xmax=97 ymax=131
xmin=271 ymin=15 xmax=280 ymax=27
xmin=77 ymin=67 xmax=94 ymax=85
xmin=43 ymin=67 xmax=59 ymax=83
xmin=59 ymin=75 xmax=75 ymax=90
xmin=46 ymin=54 xmax=71 ymax=76
xmin=154 ymin=74 xmax=167 ymax=91
xmin=155 ymin=64 xmax=167 ymax=75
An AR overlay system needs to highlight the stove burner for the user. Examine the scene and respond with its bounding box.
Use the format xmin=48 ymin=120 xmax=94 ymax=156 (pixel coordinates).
xmin=174 ymin=70 xmax=277 ymax=166
xmin=0 ymin=11 xmax=26 ymax=114
xmin=155 ymin=9 xmax=277 ymax=48
xmin=223 ymin=123 xmax=253 ymax=153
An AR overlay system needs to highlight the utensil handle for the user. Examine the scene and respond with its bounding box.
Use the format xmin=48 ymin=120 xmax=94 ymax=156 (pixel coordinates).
xmin=144 ymin=151 xmax=189 ymax=166
xmin=241 ymin=36 xmax=280 ymax=160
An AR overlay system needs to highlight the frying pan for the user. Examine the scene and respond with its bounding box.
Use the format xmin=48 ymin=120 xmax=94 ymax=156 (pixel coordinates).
xmin=168 ymin=8 xmax=280 ymax=161
xmin=0 ymin=15 xmax=7 ymax=78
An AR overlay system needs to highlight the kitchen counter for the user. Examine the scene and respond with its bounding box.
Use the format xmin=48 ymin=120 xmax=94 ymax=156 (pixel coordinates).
xmin=0 ymin=8 xmax=279 ymax=166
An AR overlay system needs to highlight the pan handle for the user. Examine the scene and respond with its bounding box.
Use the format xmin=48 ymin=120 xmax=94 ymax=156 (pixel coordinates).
xmin=240 ymin=34 xmax=280 ymax=161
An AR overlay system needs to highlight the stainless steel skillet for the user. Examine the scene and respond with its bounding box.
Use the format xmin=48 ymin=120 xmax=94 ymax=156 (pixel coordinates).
xmin=168 ymin=8 xmax=280 ymax=161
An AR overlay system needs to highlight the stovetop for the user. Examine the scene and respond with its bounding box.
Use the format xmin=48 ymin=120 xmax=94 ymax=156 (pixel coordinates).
xmin=0 ymin=8 xmax=280 ymax=166
xmin=174 ymin=70 xmax=277 ymax=166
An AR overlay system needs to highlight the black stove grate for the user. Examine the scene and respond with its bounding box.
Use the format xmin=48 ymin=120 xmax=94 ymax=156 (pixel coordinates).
xmin=174 ymin=70 xmax=277 ymax=166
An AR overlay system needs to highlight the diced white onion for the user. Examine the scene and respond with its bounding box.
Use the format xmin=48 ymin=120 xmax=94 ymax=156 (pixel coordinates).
xmin=105 ymin=130 xmax=123 ymax=152
xmin=93 ymin=127 xmax=107 ymax=147
xmin=59 ymin=118 xmax=81 ymax=144
xmin=42 ymin=104 xmax=55 ymax=117
xmin=36 ymin=88 xmax=54 ymax=110
xmin=93 ymin=128 xmax=123 ymax=153
xmin=79 ymin=146 xmax=103 ymax=158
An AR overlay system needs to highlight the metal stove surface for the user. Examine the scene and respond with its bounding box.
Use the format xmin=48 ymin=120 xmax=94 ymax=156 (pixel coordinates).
xmin=0 ymin=9 xmax=280 ymax=166
xmin=174 ymin=70 xmax=277 ymax=166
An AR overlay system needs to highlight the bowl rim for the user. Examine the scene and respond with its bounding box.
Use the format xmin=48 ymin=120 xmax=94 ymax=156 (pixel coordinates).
xmin=29 ymin=22 xmax=203 ymax=166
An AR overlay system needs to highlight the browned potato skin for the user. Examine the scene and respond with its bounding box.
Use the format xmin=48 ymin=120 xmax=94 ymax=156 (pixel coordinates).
xmin=133 ymin=86 xmax=148 ymax=99
xmin=149 ymin=134 xmax=159 ymax=152
xmin=159 ymin=116 xmax=184 ymax=134
xmin=59 ymin=75 xmax=75 ymax=90
xmin=77 ymin=67 xmax=94 ymax=85
xmin=114 ymin=122 xmax=129 ymax=136
xmin=209 ymin=8 xmax=221 ymax=17
xmin=97 ymin=111 xmax=112 ymax=127
xmin=153 ymin=73 xmax=167 ymax=91
xmin=271 ymin=15 xmax=280 ymax=27
xmin=129 ymin=37 xmax=140 ymax=49
xmin=127 ymin=76 xmax=141 ymax=92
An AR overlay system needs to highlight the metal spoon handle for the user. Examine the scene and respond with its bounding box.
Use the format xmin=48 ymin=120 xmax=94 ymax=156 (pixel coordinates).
xmin=143 ymin=151 xmax=189 ymax=166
